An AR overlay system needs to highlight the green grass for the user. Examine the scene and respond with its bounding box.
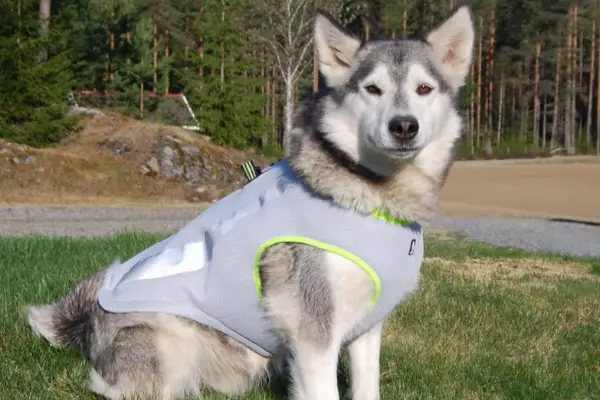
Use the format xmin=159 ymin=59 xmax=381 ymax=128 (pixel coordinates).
xmin=1 ymin=232 xmax=599 ymax=399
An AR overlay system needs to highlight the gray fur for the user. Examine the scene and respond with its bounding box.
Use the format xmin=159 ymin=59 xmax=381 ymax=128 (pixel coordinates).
xmin=259 ymin=244 xmax=334 ymax=347
xmin=26 ymin=7 xmax=475 ymax=400
xmin=345 ymin=41 xmax=453 ymax=96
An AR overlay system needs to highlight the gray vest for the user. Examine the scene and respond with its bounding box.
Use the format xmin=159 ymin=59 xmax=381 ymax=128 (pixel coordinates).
xmin=98 ymin=159 xmax=424 ymax=357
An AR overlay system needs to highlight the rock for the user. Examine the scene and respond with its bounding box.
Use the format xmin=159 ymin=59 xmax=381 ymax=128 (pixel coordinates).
xmin=184 ymin=163 xmax=204 ymax=184
xmin=140 ymin=157 xmax=161 ymax=177
xmin=139 ymin=165 xmax=151 ymax=175
xmin=194 ymin=186 xmax=208 ymax=195
xmin=11 ymin=157 xmax=20 ymax=165
xmin=182 ymin=146 xmax=200 ymax=156
xmin=68 ymin=105 xmax=105 ymax=119
xmin=164 ymin=135 xmax=184 ymax=145
xmin=147 ymin=157 xmax=160 ymax=173
xmin=98 ymin=137 xmax=133 ymax=158
xmin=162 ymin=146 xmax=175 ymax=157
xmin=157 ymin=138 xmax=184 ymax=180
xmin=0 ymin=148 xmax=12 ymax=156
xmin=148 ymin=134 xmax=253 ymax=196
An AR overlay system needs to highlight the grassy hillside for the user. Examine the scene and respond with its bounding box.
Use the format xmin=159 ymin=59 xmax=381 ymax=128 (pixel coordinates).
xmin=0 ymin=112 xmax=276 ymax=206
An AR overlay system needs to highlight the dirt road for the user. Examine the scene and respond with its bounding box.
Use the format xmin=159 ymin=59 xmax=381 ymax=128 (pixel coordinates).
xmin=439 ymin=156 xmax=600 ymax=223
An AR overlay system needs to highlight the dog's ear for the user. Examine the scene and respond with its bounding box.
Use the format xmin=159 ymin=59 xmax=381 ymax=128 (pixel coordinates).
xmin=426 ymin=6 xmax=475 ymax=91
xmin=314 ymin=10 xmax=361 ymax=87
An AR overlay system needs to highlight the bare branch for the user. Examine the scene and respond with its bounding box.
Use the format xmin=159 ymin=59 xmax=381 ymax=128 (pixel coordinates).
xmin=291 ymin=37 xmax=314 ymax=78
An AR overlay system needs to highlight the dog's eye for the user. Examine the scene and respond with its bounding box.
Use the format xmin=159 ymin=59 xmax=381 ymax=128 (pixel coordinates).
xmin=416 ymin=84 xmax=433 ymax=95
xmin=364 ymin=84 xmax=382 ymax=96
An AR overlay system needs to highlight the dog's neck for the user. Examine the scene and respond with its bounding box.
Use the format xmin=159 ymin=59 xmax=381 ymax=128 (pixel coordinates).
xmin=287 ymin=121 xmax=457 ymax=224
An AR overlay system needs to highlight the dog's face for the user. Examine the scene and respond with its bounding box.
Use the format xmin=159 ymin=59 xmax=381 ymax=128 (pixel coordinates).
xmin=314 ymin=7 xmax=475 ymax=176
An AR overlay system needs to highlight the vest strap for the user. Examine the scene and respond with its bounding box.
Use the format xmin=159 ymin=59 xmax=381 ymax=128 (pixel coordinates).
xmin=241 ymin=160 xmax=262 ymax=182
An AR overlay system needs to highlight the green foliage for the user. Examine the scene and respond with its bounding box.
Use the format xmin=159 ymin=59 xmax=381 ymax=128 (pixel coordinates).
xmin=0 ymin=0 xmax=79 ymax=146
xmin=1 ymin=105 xmax=81 ymax=146
xmin=185 ymin=67 xmax=272 ymax=149
xmin=1 ymin=0 xmax=599 ymax=154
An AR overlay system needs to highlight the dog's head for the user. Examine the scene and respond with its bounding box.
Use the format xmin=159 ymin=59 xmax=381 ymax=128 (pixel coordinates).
xmin=314 ymin=7 xmax=475 ymax=177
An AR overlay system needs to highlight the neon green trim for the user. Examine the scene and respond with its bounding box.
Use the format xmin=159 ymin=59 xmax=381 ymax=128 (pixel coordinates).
xmin=254 ymin=236 xmax=382 ymax=305
xmin=243 ymin=162 xmax=255 ymax=180
xmin=371 ymin=209 xmax=413 ymax=226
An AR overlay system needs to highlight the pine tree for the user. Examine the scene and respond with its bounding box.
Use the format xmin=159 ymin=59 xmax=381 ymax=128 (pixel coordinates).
xmin=0 ymin=0 xmax=78 ymax=146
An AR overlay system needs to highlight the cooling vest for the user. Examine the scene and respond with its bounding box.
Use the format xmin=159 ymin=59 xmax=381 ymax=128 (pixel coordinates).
xmin=97 ymin=158 xmax=424 ymax=357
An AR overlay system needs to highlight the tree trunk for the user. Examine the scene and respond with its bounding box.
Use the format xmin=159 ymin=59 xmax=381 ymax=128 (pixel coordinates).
xmin=220 ymin=3 xmax=225 ymax=84
xmin=519 ymin=61 xmax=527 ymax=141
xmin=571 ymin=5 xmax=578 ymax=151
xmin=38 ymin=0 xmax=51 ymax=61
xmin=470 ymin=61 xmax=475 ymax=155
xmin=497 ymin=70 xmax=504 ymax=143
xmin=551 ymin=35 xmax=562 ymax=150
xmin=271 ymin=73 xmax=277 ymax=146
xmin=587 ymin=16 xmax=596 ymax=149
xmin=597 ymin=9 xmax=600 ymax=154
xmin=262 ymin=58 xmax=268 ymax=117
xmin=153 ymin=18 xmax=158 ymax=92
xmin=39 ymin=0 xmax=50 ymax=33
xmin=199 ymin=43 xmax=204 ymax=76
xmin=17 ymin=0 xmax=21 ymax=46
xmin=485 ymin=8 xmax=495 ymax=155
xmin=542 ymin=93 xmax=548 ymax=148
xmin=126 ymin=31 xmax=132 ymax=79
xmin=565 ymin=5 xmax=573 ymax=154
xmin=511 ymin=81 xmax=516 ymax=129
xmin=140 ymin=56 xmax=145 ymax=118
xmin=283 ymin=68 xmax=294 ymax=151
xmin=260 ymin=61 xmax=269 ymax=148
xmin=476 ymin=16 xmax=483 ymax=146
xmin=109 ymin=7 xmax=115 ymax=82
xmin=534 ymin=41 xmax=541 ymax=148
xmin=523 ymin=57 xmax=531 ymax=146
xmin=403 ymin=0 xmax=408 ymax=36
xmin=164 ymin=26 xmax=170 ymax=94
xmin=578 ymin=29 xmax=584 ymax=143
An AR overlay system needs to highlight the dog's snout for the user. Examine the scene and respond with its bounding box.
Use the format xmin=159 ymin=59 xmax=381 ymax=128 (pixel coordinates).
xmin=388 ymin=116 xmax=419 ymax=141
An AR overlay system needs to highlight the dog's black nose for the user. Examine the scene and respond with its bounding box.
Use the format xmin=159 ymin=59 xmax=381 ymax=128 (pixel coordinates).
xmin=388 ymin=116 xmax=419 ymax=140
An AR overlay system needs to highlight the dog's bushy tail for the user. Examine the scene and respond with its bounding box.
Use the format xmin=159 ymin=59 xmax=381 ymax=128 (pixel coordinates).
xmin=27 ymin=271 xmax=105 ymax=349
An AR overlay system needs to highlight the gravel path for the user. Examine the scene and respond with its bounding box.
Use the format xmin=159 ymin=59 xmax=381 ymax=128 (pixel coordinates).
xmin=1 ymin=207 xmax=598 ymax=257
xmin=428 ymin=217 xmax=600 ymax=258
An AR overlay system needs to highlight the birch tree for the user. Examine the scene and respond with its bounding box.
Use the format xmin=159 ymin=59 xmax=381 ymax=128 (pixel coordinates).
xmin=257 ymin=0 xmax=316 ymax=147
xmin=38 ymin=0 xmax=51 ymax=62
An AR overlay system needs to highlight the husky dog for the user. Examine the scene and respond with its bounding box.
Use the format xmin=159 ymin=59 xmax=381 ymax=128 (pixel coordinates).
xmin=27 ymin=6 xmax=474 ymax=400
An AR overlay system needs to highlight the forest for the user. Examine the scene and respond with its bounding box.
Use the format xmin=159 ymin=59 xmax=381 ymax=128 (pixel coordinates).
xmin=1 ymin=0 xmax=600 ymax=158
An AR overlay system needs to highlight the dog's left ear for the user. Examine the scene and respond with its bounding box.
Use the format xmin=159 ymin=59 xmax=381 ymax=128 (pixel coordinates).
xmin=426 ymin=6 xmax=475 ymax=91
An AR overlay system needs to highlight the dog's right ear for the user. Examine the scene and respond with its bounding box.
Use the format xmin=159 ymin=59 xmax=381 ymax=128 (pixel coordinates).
xmin=314 ymin=10 xmax=361 ymax=87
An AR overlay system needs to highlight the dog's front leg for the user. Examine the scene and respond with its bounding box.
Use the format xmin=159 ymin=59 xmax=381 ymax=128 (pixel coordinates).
xmin=346 ymin=322 xmax=383 ymax=400
xmin=289 ymin=338 xmax=342 ymax=400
